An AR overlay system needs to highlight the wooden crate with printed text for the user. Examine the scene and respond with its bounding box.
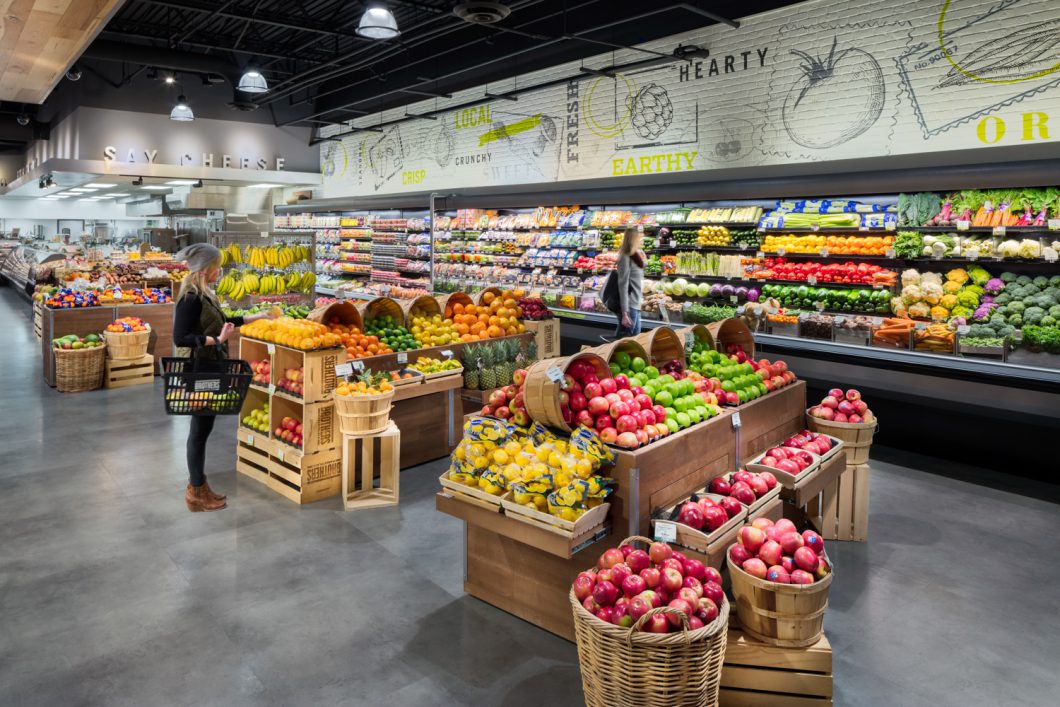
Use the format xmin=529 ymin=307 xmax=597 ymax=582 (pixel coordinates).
xmin=721 ymin=627 xmax=833 ymax=706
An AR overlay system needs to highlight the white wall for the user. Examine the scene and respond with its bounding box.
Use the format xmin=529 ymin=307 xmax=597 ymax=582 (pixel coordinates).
xmin=0 ymin=197 xmax=153 ymax=237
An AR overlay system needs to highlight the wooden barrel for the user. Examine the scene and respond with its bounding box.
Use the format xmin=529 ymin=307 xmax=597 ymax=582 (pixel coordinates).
xmin=474 ymin=287 xmax=503 ymax=307
xmin=706 ymin=318 xmax=756 ymax=358
xmin=633 ymin=326 xmax=684 ymax=368
xmin=727 ymin=547 xmax=833 ymax=647
xmin=523 ymin=352 xmax=609 ymax=432
xmin=103 ymin=329 xmax=151 ymax=360
xmin=674 ymin=324 xmax=715 ymax=353
xmin=308 ymin=301 xmax=364 ymax=332
xmin=584 ymin=337 xmax=649 ymax=372
xmin=438 ymin=292 xmax=473 ymax=319
xmin=360 ymin=297 xmax=405 ymax=327
xmin=401 ymin=294 xmax=442 ymax=323
xmin=336 ymin=390 xmax=394 ymax=436
xmin=805 ymin=411 xmax=876 ymax=464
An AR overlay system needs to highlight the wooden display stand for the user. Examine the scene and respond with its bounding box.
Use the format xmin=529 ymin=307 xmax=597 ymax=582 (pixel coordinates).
xmin=460 ymin=386 xmax=496 ymax=416
xmin=436 ymin=382 xmax=842 ymax=641
xmin=524 ymin=318 xmax=561 ymax=358
xmin=33 ymin=300 xmax=42 ymax=342
xmin=807 ymin=463 xmax=870 ymax=542
xmin=391 ymin=373 xmax=462 ymax=468
xmin=341 ymin=423 xmax=401 ymax=510
xmin=721 ymin=627 xmax=833 ymax=706
xmin=104 ymin=354 xmax=155 ymax=389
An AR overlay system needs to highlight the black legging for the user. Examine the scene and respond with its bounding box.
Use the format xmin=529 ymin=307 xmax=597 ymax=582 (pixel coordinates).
xmin=187 ymin=415 xmax=216 ymax=487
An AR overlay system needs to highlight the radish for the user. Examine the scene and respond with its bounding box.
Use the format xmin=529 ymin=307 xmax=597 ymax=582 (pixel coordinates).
xmin=783 ymin=37 xmax=885 ymax=149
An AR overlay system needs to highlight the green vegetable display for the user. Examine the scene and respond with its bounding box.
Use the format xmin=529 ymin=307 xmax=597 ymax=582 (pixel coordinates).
xmin=759 ymin=284 xmax=891 ymax=313
xmin=684 ymin=303 xmax=735 ymax=323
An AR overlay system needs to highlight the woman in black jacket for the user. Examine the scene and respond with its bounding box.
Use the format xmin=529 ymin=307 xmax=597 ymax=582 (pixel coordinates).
xmin=172 ymin=243 xmax=276 ymax=512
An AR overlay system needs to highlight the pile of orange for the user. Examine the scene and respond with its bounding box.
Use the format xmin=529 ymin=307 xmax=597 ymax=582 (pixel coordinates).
xmin=335 ymin=379 xmax=394 ymax=396
xmin=241 ymin=317 xmax=343 ymax=350
xmin=444 ymin=289 xmax=527 ymax=341
xmin=762 ymin=234 xmax=895 ymax=256
xmin=323 ymin=318 xmax=394 ymax=359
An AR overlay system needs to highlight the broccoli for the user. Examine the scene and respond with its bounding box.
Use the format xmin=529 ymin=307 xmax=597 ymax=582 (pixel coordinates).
xmin=1042 ymin=315 xmax=1057 ymax=327
xmin=993 ymin=293 xmax=1012 ymax=306
xmin=1024 ymin=306 xmax=1046 ymax=325
xmin=1033 ymin=276 xmax=1049 ymax=289
xmin=1043 ymin=286 xmax=1060 ymax=301
xmin=1008 ymin=301 xmax=1026 ymax=315
xmin=999 ymin=325 xmax=1016 ymax=338
xmin=1050 ymin=305 xmax=1060 ymax=319
xmin=1050 ymin=275 xmax=1060 ymax=288
xmin=1032 ymin=294 xmax=1054 ymax=309
xmin=989 ymin=313 xmax=1006 ymax=326
xmin=1016 ymin=275 xmax=1032 ymax=286
xmin=1000 ymin=272 xmax=1018 ymax=283
xmin=1008 ymin=313 xmax=1023 ymax=326
xmin=969 ymin=324 xmax=991 ymax=338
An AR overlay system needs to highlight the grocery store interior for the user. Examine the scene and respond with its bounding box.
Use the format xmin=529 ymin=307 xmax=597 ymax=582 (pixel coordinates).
xmin=3 ymin=1 xmax=1059 ymax=705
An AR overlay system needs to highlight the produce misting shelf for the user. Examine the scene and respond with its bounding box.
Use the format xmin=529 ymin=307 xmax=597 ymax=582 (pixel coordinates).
xmin=436 ymin=382 xmax=837 ymax=642
xmin=661 ymin=274 xmax=892 ymax=291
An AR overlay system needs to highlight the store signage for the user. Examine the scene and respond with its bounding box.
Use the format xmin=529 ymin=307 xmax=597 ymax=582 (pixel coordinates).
xmin=102 ymin=146 xmax=285 ymax=170
xmin=319 ymin=0 xmax=1060 ymax=200
xmin=653 ymin=521 xmax=677 ymax=543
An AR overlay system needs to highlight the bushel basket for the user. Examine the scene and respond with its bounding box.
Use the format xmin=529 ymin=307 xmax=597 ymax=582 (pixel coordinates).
xmin=336 ymin=389 xmax=395 ymax=435
xmin=570 ymin=536 xmax=729 ymax=707
xmin=55 ymin=346 xmax=106 ymax=393
xmin=160 ymin=358 xmax=252 ymax=415
xmin=805 ymin=410 xmax=876 ymax=465
xmin=104 ymin=329 xmax=151 ymax=360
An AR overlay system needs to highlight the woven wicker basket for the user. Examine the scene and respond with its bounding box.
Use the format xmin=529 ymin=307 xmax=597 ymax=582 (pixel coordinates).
xmin=55 ymin=346 xmax=106 ymax=392
xmin=570 ymin=536 xmax=729 ymax=707
xmin=104 ymin=329 xmax=151 ymax=360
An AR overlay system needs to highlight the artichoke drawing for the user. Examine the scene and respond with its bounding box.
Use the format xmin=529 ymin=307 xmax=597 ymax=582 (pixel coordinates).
xmin=627 ymin=83 xmax=674 ymax=139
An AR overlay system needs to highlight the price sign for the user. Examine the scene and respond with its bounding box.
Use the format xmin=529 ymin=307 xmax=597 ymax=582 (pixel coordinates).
xmin=260 ymin=231 xmax=270 ymax=238
xmin=660 ymin=307 xmax=671 ymax=323
xmin=957 ymin=325 xmax=971 ymax=335
xmin=819 ymin=248 xmax=829 ymax=257
xmin=268 ymin=384 xmax=276 ymax=395
xmin=811 ymin=225 xmax=820 ymax=232
xmin=653 ymin=521 xmax=677 ymax=543
xmin=441 ymin=350 xmax=454 ymax=359
xmin=731 ymin=412 xmax=742 ymax=429
xmin=885 ymin=248 xmax=896 ymax=258
xmin=546 ymin=365 xmax=565 ymax=383
xmin=756 ymin=251 xmax=765 ymax=259
xmin=730 ymin=295 xmax=739 ymax=304
xmin=736 ymin=305 xmax=746 ymax=316
xmin=886 ymin=222 xmax=897 ymax=230
xmin=992 ymin=226 xmax=1006 ymax=236
xmin=1045 ymin=250 xmax=1059 ymax=263
xmin=815 ymin=301 xmax=825 ymax=312
xmin=334 ymin=363 xmax=353 ymax=377
xmin=685 ymin=332 xmax=694 ymax=350
xmin=1048 ymin=219 xmax=1060 ymax=231
xmin=777 ymin=247 xmax=787 ymax=256
xmin=967 ymin=249 xmax=979 ymax=261
xmin=352 ymin=360 xmax=365 ymax=372
xmin=396 ymin=352 xmax=407 ymax=364
xmin=276 ymin=447 xmax=284 ymax=462
xmin=807 ymin=275 xmax=818 ymax=286
xmin=767 ymin=306 xmax=779 ymax=315
xmin=956 ymin=220 xmax=971 ymax=231
xmin=859 ymin=226 xmax=870 ymax=232
xmin=246 ymin=433 xmax=254 ymax=446
xmin=266 ymin=344 xmax=275 ymax=355
xmin=741 ymin=243 xmax=749 ymax=250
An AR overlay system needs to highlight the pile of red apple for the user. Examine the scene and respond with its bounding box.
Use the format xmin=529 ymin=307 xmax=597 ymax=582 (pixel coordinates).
xmin=250 ymin=359 xmax=270 ymax=386
xmin=709 ymin=469 xmax=777 ymax=505
xmin=573 ymin=541 xmax=724 ymax=633
xmin=808 ymin=388 xmax=875 ymax=424
xmin=754 ymin=437 xmax=824 ymax=476
xmin=729 ymin=518 xmax=831 ymax=585
xmin=277 ymin=367 xmax=305 ymax=397
xmin=564 ymin=358 xmax=672 ymax=450
xmin=481 ymin=368 xmax=531 ymax=426
xmin=672 ymin=493 xmax=744 ymax=533
xmin=274 ymin=415 xmax=304 ymax=447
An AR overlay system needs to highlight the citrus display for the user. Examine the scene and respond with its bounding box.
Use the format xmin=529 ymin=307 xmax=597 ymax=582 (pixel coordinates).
xmin=444 ymin=289 xmax=527 ymax=341
xmin=364 ymin=316 xmax=418 ymax=352
xmin=241 ymin=317 xmax=343 ymax=350
xmin=106 ymin=316 xmax=149 ymax=333
xmin=409 ymin=313 xmax=459 ymax=347
xmin=335 ymin=370 xmax=394 ymax=396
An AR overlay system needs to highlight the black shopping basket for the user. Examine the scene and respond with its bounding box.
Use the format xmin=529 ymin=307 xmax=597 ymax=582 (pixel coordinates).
xmin=161 ymin=357 xmax=252 ymax=416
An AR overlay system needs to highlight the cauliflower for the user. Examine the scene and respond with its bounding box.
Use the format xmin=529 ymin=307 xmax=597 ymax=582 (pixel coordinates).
xmin=1024 ymin=307 xmax=1046 ymax=325
xmin=946 ymin=268 xmax=969 ymax=284
xmin=891 ymin=297 xmax=907 ymax=314
xmin=920 ymin=272 xmax=942 ymax=287
xmin=901 ymin=269 xmax=921 ymax=287
xmin=985 ymin=278 xmax=1005 ymax=295
xmin=973 ymin=303 xmax=997 ymax=321
xmin=951 ymin=306 xmax=974 ymax=319
xmin=921 ymin=282 xmax=944 ymax=304
xmin=909 ymin=301 xmax=931 ymax=319
xmin=1019 ymin=239 xmax=1042 ymax=259
xmin=998 ymin=240 xmax=1020 ymax=258
xmin=965 ymin=284 xmax=984 ymax=296
xmin=942 ymin=280 xmax=962 ymax=295
xmin=1045 ymin=247 xmax=1059 ymax=262
xmin=956 ymin=290 xmax=980 ymax=309
xmin=930 ymin=305 xmax=950 ymax=321
xmin=940 ymin=293 xmax=959 ymax=310
xmin=901 ymin=284 xmax=923 ymax=305
xmin=967 ymin=266 xmax=991 ymax=286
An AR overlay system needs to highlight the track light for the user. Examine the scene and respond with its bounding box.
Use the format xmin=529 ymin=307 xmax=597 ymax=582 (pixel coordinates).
xmin=16 ymin=113 xmax=30 ymax=126
xmin=164 ymin=73 xmax=176 ymax=85
xmin=237 ymin=68 xmax=268 ymax=94
xmin=356 ymin=2 xmax=399 ymax=39
xmin=170 ymin=95 xmax=194 ymax=122
xmin=66 ymin=66 xmax=82 ymax=81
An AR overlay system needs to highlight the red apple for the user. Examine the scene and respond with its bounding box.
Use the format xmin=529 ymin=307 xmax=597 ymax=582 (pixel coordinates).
xmin=640 ymin=589 xmax=662 ymax=608
xmin=774 ymin=519 xmax=797 ymax=535
xmin=703 ymin=505 xmax=729 ymax=531
xmin=572 ymin=575 xmax=595 ymax=601
xmin=802 ymin=530 xmax=825 ymax=554
xmin=661 ymin=567 xmax=684 ymax=593
xmin=729 ymin=544 xmax=752 ymax=566
xmin=599 ymin=427 xmax=618 ymax=444
xmin=610 ymin=602 xmax=633 ymax=628
xmin=613 ymin=374 xmax=630 ymax=390
xmin=779 ymin=532 xmax=804 ymax=555
xmin=582 ymin=595 xmax=600 ymax=614
xmin=845 ymin=388 xmax=861 ymax=401
xmin=633 ymin=393 xmax=653 ymax=411
xmin=622 ymin=574 xmax=647 ymax=598
xmin=758 ymin=539 xmax=783 ymax=567
xmin=766 ymin=565 xmax=791 ymax=583
xmin=733 ymin=470 xmax=753 ymax=486
xmin=790 ymin=569 xmax=815 ymax=585
xmin=701 ymin=580 xmax=724 ymax=607
xmin=660 ymin=558 xmax=684 ymax=575
xmin=751 ymin=517 xmax=774 ymax=531
xmin=739 ymin=526 xmax=767 ymax=553
xmin=678 ymin=587 xmax=701 ymax=608
xmin=742 ymin=558 xmax=768 ymax=579
xmin=696 ymin=597 xmax=719 ymax=623
xmin=627 ymin=549 xmax=650 ymax=574
xmin=794 ymin=547 xmax=820 ymax=573
xmin=598 ymin=548 xmax=625 ymax=569
xmin=592 ymin=580 xmax=620 ymax=607
xmin=649 ymin=541 xmax=673 ymax=565
xmin=569 ymin=391 xmax=588 ymax=412
xmin=616 ymin=414 xmax=639 ymax=434
xmin=681 ymin=576 xmax=703 ymax=599
xmin=595 ymin=606 xmax=615 ymax=624
xmin=730 ymin=483 xmax=756 ymax=506
xmin=574 ymin=410 xmax=594 ymax=428
xmin=644 ymin=613 xmax=670 ymax=633
xmin=639 ymin=567 xmax=661 ymax=589
xmin=709 ymin=477 xmax=731 ymax=496
xmin=666 ymin=598 xmax=693 ymax=627
xmin=759 ymin=471 xmax=777 ymax=489
xmin=780 ymin=556 xmax=796 ymax=574
xmin=651 ymin=404 xmax=667 ymax=422
xmin=609 ymin=401 xmax=629 ymax=419
xmin=587 ymin=396 xmax=609 ymax=416
xmin=583 ymin=382 xmax=602 ymax=399
xmin=616 ymin=431 xmax=639 ymax=449
xmin=629 ymin=596 xmax=652 ymax=621
xmin=678 ymin=502 xmax=705 ymax=530
xmin=594 ymin=414 xmax=615 ymax=432
xmin=749 ymin=475 xmax=769 ymax=497
xmin=681 ymin=559 xmax=707 ymax=582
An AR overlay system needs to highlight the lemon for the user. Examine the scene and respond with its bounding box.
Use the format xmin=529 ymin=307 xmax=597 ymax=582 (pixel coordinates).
xmin=576 ymin=458 xmax=593 ymax=478
xmin=472 ymin=456 xmax=489 ymax=470
xmin=492 ymin=449 xmax=509 ymax=465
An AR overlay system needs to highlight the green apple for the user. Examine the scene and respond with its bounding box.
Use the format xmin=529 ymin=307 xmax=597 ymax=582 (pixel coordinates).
xmin=676 ymin=412 xmax=691 ymax=428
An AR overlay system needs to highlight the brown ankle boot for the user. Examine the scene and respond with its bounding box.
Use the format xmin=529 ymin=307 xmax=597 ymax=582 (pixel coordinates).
xmin=186 ymin=483 xmax=226 ymax=512
xmin=202 ymin=475 xmax=227 ymax=502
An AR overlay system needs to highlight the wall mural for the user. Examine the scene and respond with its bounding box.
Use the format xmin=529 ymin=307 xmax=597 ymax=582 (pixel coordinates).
xmin=319 ymin=0 xmax=1060 ymax=199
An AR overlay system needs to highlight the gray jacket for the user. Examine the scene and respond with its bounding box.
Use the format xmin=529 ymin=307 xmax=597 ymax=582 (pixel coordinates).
xmin=616 ymin=252 xmax=643 ymax=314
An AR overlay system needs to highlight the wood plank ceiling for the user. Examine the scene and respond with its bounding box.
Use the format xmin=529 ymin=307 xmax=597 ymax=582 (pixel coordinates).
xmin=0 ymin=0 xmax=126 ymax=104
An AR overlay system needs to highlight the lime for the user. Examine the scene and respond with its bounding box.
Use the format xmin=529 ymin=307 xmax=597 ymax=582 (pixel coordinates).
xmin=609 ymin=363 xmax=621 ymax=377
xmin=644 ymin=365 xmax=659 ymax=379
xmin=613 ymin=352 xmax=631 ymax=370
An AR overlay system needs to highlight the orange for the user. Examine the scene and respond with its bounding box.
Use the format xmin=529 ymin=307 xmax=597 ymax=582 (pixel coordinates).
xmin=482 ymin=292 xmax=495 ymax=304
xmin=487 ymin=325 xmax=502 ymax=338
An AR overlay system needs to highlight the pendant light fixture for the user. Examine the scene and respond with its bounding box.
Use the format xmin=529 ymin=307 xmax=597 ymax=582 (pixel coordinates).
xmin=238 ymin=68 xmax=268 ymax=94
xmin=356 ymin=2 xmax=400 ymax=39
xmin=170 ymin=95 xmax=194 ymax=122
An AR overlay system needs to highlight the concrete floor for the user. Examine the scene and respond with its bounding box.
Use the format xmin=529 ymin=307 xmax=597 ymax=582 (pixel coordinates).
xmin=2 ymin=285 xmax=1058 ymax=707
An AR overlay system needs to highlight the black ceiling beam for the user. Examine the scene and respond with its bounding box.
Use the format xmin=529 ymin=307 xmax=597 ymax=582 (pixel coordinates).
xmin=100 ymin=26 xmax=332 ymax=66
xmin=172 ymin=0 xmax=237 ymax=44
xmin=133 ymin=0 xmax=364 ymax=40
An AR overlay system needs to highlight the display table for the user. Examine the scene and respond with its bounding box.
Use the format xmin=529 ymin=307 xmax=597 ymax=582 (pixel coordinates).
xmin=40 ymin=303 xmax=175 ymax=386
xmin=391 ymin=374 xmax=463 ymax=468
xmin=436 ymin=381 xmax=845 ymax=641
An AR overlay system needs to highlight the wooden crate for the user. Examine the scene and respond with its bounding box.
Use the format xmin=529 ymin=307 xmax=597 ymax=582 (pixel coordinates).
xmin=272 ymin=344 xmax=346 ymax=403
xmin=524 ymin=318 xmax=561 ymax=358
xmin=808 ymin=463 xmax=870 ymax=542
xmin=341 ymin=423 xmax=401 ymax=510
xmin=236 ymin=429 xmax=275 ymax=486
xmin=270 ymin=397 xmax=339 ymax=456
xmin=104 ymin=354 xmax=155 ymax=389
xmin=33 ymin=300 xmax=43 ymax=342
xmin=721 ymin=628 xmax=833 ymax=706
xmin=266 ymin=446 xmax=342 ymax=504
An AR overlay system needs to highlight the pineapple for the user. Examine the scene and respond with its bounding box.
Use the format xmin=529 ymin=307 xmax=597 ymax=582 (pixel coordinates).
xmin=462 ymin=344 xmax=480 ymax=389
xmin=480 ymin=341 xmax=498 ymax=390
xmin=525 ymin=339 xmax=538 ymax=367
xmin=493 ymin=341 xmax=510 ymax=387
xmin=505 ymin=339 xmax=520 ymax=384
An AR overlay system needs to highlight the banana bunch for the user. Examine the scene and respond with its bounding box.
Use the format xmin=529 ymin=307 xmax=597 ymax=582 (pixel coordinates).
xmin=258 ymin=273 xmax=289 ymax=295
xmin=241 ymin=271 xmax=260 ymax=294
xmin=216 ymin=272 xmax=246 ymax=300
xmin=219 ymin=244 xmax=243 ymax=266
xmin=241 ymin=244 xmax=310 ymax=269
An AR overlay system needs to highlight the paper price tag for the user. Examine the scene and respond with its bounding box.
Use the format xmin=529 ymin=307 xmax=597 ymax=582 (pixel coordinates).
xmin=957 ymin=325 xmax=971 ymax=335
xmin=859 ymin=226 xmax=869 ymax=232
xmin=967 ymin=249 xmax=979 ymax=261
xmin=266 ymin=344 xmax=275 ymax=354
xmin=815 ymin=301 xmax=825 ymax=312
xmin=276 ymin=447 xmax=284 ymax=462
xmin=810 ymin=225 xmax=820 ymax=232
xmin=956 ymin=220 xmax=971 ymax=231
xmin=653 ymin=521 xmax=677 ymax=543
xmin=268 ymin=384 xmax=276 ymax=395
xmin=246 ymin=433 xmax=254 ymax=446
xmin=741 ymin=243 xmax=749 ymax=250
xmin=777 ymin=247 xmax=786 ymax=256
xmin=731 ymin=412 xmax=742 ymax=428
xmin=261 ymin=231 xmax=269 ymax=238
xmin=335 ymin=363 xmax=353 ymax=377
xmin=885 ymin=248 xmax=896 ymax=258
xmin=1045 ymin=250 xmax=1059 ymax=263
xmin=351 ymin=360 xmax=365 ymax=372
xmin=546 ymin=365 xmax=565 ymax=383
xmin=756 ymin=251 xmax=765 ymax=259
xmin=1049 ymin=219 xmax=1060 ymax=231
xmin=441 ymin=349 xmax=454 ymax=359
xmin=807 ymin=275 xmax=818 ymax=285
xmin=767 ymin=306 xmax=778 ymax=315
xmin=685 ymin=333 xmax=694 ymax=350
xmin=396 ymin=352 xmax=407 ymax=364
xmin=729 ymin=295 xmax=738 ymax=304
xmin=819 ymin=248 xmax=829 ymax=257
xmin=992 ymin=226 xmax=1006 ymax=236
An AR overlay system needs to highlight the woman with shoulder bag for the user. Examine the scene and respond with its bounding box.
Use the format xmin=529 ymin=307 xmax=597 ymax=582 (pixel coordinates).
xmin=172 ymin=243 xmax=278 ymax=512
xmin=614 ymin=226 xmax=646 ymax=337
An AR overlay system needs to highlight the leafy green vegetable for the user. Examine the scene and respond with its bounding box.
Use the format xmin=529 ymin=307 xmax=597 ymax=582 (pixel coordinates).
xmin=1021 ymin=325 xmax=1060 ymax=353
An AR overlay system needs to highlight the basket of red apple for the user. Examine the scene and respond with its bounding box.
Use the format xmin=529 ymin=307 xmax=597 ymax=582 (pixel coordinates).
xmin=806 ymin=387 xmax=877 ymax=464
xmin=727 ymin=517 xmax=832 ymax=648
xmin=569 ymin=536 xmax=729 ymax=707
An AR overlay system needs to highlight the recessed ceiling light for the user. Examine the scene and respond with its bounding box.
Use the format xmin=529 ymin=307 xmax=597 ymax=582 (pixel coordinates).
xmin=68 ymin=187 xmax=95 ymax=192
xmin=142 ymin=186 xmax=170 ymax=190
xmin=94 ymin=195 xmax=116 ymax=199
xmin=77 ymin=198 xmax=96 ymax=201
xmin=165 ymin=179 xmax=198 ymax=185
xmin=88 ymin=182 xmax=117 ymax=188
xmin=247 ymin=183 xmax=282 ymax=188
xmin=108 ymin=193 xmax=129 ymax=197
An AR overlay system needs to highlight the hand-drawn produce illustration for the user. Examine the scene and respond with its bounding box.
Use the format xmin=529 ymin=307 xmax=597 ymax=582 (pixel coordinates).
xmin=938 ymin=18 xmax=1060 ymax=87
xmin=627 ymin=83 xmax=674 ymax=139
xmin=365 ymin=126 xmax=405 ymax=190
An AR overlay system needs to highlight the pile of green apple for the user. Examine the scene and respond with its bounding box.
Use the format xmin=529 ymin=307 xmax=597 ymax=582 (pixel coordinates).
xmin=607 ymin=350 xmax=720 ymax=434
